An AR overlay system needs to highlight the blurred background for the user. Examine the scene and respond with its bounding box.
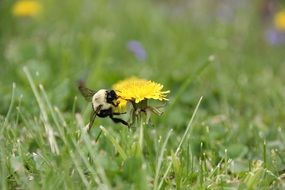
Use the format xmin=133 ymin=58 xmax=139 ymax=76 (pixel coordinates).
xmin=1 ymin=0 xmax=285 ymax=155
xmin=2 ymin=1 xmax=285 ymax=189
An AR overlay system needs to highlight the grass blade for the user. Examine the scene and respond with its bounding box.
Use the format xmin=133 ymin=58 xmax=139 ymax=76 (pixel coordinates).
xmin=153 ymin=128 xmax=173 ymax=190
xmin=3 ymin=83 xmax=16 ymax=128
xmin=158 ymin=96 xmax=203 ymax=189
xmin=23 ymin=67 xmax=59 ymax=155
xmin=100 ymin=126 xmax=127 ymax=161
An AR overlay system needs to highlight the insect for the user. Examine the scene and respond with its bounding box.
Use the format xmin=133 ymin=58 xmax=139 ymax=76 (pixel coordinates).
xmin=78 ymin=82 xmax=129 ymax=131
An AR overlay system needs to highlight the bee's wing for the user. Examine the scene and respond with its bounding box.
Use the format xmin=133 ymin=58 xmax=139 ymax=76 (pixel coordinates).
xmin=78 ymin=82 xmax=96 ymax=102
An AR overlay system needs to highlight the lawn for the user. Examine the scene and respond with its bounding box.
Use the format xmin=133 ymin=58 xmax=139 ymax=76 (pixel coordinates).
xmin=1 ymin=0 xmax=285 ymax=189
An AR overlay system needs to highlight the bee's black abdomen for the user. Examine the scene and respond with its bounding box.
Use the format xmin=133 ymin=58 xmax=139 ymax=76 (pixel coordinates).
xmin=97 ymin=108 xmax=113 ymax=118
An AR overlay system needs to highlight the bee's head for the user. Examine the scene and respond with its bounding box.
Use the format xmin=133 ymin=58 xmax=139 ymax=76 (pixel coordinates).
xmin=106 ymin=90 xmax=118 ymax=104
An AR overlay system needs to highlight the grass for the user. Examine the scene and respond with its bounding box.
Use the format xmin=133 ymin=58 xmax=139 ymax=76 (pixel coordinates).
xmin=1 ymin=0 xmax=285 ymax=189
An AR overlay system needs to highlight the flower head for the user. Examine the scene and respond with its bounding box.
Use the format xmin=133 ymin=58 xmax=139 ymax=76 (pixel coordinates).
xmin=12 ymin=0 xmax=42 ymax=17
xmin=113 ymin=77 xmax=169 ymax=106
xmin=113 ymin=77 xmax=169 ymax=126
xmin=274 ymin=10 xmax=285 ymax=31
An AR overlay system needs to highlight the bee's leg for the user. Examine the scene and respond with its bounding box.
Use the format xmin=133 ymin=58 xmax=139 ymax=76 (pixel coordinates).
xmin=88 ymin=110 xmax=97 ymax=132
xmin=112 ymin=112 xmax=127 ymax=115
xmin=109 ymin=115 xmax=130 ymax=128
xmin=111 ymin=101 xmax=119 ymax=107
xmin=88 ymin=105 xmax=102 ymax=132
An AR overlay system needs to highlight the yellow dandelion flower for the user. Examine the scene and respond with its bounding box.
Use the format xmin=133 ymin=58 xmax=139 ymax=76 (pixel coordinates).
xmin=113 ymin=77 xmax=170 ymax=105
xmin=274 ymin=10 xmax=285 ymax=31
xmin=113 ymin=77 xmax=169 ymax=126
xmin=12 ymin=0 xmax=42 ymax=17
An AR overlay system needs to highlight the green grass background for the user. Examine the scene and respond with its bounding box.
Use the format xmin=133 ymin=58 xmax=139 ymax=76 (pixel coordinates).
xmin=1 ymin=0 xmax=285 ymax=189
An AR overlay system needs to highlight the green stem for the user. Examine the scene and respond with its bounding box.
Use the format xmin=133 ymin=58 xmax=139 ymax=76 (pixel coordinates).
xmin=139 ymin=116 xmax=144 ymax=155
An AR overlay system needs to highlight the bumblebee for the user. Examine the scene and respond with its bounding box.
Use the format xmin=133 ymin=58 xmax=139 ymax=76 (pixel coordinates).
xmin=78 ymin=82 xmax=129 ymax=131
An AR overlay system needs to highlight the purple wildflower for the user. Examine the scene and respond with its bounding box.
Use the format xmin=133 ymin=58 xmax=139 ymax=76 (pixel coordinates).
xmin=265 ymin=29 xmax=285 ymax=45
xmin=127 ymin=40 xmax=147 ymax=61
